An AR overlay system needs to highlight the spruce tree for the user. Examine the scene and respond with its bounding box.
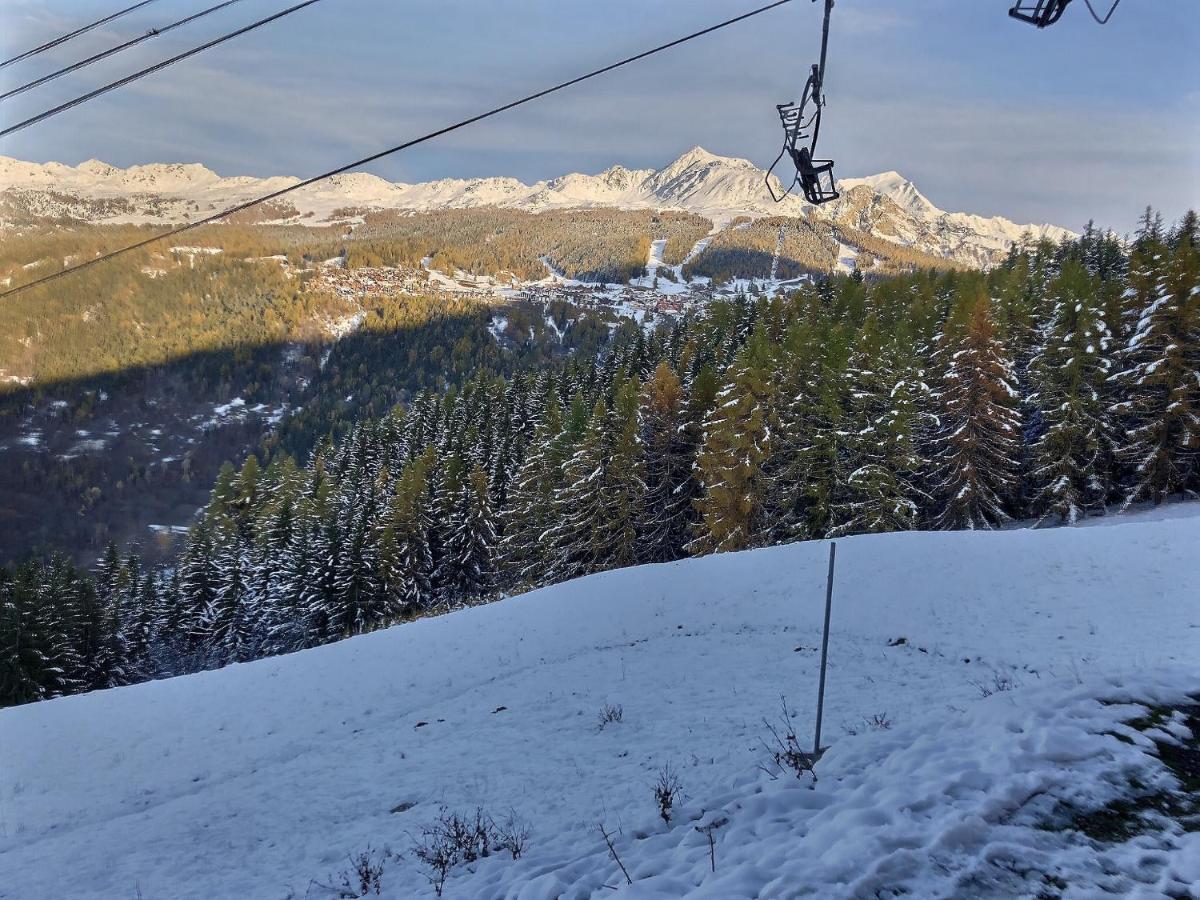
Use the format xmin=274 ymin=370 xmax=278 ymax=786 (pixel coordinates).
xmin=637 ymin=362 xmax=698 ymax=563
xmin=929 ymin=292 xmax=1023 ymax=529
xmin=330 ymin=485 xmax=385 ymax=636
xmin=1109 ymin=230 xmax=1200 ymax=505
xmin=545 ymin=378 xmax=645 ymax=580
xmin=1027 ymin=259 xmax=1115 ymax=522
xmin=178 ymin=522 xmax=219 ymax=649
xmin=830 ymin=327 xmax=925 ymax=535
xmin=438 ymin=464 xmax=499 ymax=605
xmin=379 ymin=454 xmax=435 ymax=614
xmin=498 ymin=389 xmax=571 ymax=590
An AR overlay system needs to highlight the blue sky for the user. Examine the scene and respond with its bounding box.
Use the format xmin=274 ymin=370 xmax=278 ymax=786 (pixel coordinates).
xmin=1 ymin=0 xmax=1197 ymax=231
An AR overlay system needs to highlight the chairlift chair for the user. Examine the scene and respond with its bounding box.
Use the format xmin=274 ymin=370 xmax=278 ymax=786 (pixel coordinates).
xmin=769 ymin=96 xmax=838 ymax=204
xmin=1008 ymin=0 xmax=1073 ymax=28
xmin=765 ymin=1 xmax=839 ymax=206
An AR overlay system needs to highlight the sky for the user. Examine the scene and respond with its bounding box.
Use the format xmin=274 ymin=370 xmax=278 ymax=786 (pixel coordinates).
xmin=1 ymin=0 xmax=1197 ymax=232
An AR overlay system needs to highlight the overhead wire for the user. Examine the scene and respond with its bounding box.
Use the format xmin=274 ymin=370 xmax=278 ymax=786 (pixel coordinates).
xmin=1082 ymin=0 xmax=1121 ymax=25
xmin=1 ymin=1 xmax=247 ymax=103
xmin=0 ymin=0 xmax=796 ymax=300
xmin=1 ymin=1 xmax=163 ymax=70
xmin=0 ymin=0 xmax=329 ymax=138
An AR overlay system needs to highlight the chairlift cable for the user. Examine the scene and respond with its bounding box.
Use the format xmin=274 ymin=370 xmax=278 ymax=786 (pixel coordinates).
xmin=1 ymin=1 xmax=163 ymax=70
xmin=1082 ymin=0 xmax=1120 ymax=25
xmin=0 ymin=0 xmax=797 ymax=300
xmin=0 ymin=0 xmax=328 ymax=139
xmin=1 ymin=1 xmax=247 ymax=104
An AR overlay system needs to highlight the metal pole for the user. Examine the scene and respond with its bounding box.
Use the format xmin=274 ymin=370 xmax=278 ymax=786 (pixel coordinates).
xmin=813 ymin=541 xmax=836 ymax=758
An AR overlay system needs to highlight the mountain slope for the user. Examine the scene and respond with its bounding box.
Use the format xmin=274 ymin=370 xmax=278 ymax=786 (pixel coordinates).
xmin=0 ymin=148 xmax=1074 ymax=268
xmin=1 ymin=505 xmax=1197 ymax=898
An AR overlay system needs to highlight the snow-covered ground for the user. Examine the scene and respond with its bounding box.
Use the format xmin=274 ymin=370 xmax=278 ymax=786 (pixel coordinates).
xmin=1 ymin=507 xmax=1198 ymax=898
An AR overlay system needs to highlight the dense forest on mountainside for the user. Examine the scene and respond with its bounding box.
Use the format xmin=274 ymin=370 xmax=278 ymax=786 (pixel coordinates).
xmin=339 ymin=208 xmax=713 ymax=282
xmin=0 ymin=211 xmax=710 ymax=380
xmin=0 ymin=285 xmax=623 ymax=567
xmin=3 ymin=209 xmax=1195 ymax=708
xmin=1 ymin=207 xmax=979 ymax=388
xmin=682 ymin=216 xmax=842 ymax=280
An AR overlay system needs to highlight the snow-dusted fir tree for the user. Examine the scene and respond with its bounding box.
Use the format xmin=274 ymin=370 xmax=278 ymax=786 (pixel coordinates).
xmin=760 ymin=318 xmax=845 ymax=543
xmin=178 ymin=521 xmax=219 ymax=649
xmin=438 ymin=464 xmax=499 ymax=605
xmin=498 ymin=388 xmax=573 ymax=590
xmin=0 ymin=569 xmax=49 ymax=705
xmin=542 ymin=403 xmax=612 ymax=584
xmin=545 ymin=378 xmax=644 ymax=580
xmin=637 ymin=362 xmax=698 ymax=563
xmin=1027 ymin=259 xmax=1115 ymax=523
xmin=929 ymin=292 xmax=1023 ymax=529
xmin=830 ymin=324 xmax=926 ymax=536
xmin=328 ymin=484 xmax=383 ymax=637
xmin=378 ymin=452 xmax=435 ymax=615
xmin=1109 ymin=228 xmax=1200 ymax=506
xmin=208 ymin=532 xmax=256 ymax=664
xmin=122 ymin=571 xmax=158 ymax=678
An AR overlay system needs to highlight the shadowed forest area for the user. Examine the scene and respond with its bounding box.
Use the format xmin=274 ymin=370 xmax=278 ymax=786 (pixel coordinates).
xmin=0 ymin=295 xmax=624 ymax=567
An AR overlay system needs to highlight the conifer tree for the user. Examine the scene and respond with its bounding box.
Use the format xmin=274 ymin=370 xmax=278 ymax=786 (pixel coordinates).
xmin=1109 ymin=231 xmax=1200 ymax=505
xmin=637 ymin=362 xmax=698 ymax=563
xmin=690 ymin=332 xmax=777 ymax=554
xmin=438 ymin=464 xmax=499 ymax=605
xmin=330 ymin=485 xmax=385 ymax=635
xmin=546 ymin=378 xmax=645 ymax=580
xmin=209 ymin=533 xmax=255 ymax=663
xmin=760 ymin=319 xmax=845 ymax=542
xmin=929 ymin=293 xmax=1023 ymax=529
xmin=0 ymin=565 xmax=68 ymax=705
xmin=379 ymin=453 xmax=435 ymax=614
xmin=178 ymin=522 xmax=219 ymax=649
xmin=499 ymin=389 xmax=570 ymax=590
xmin=1027 ymin=259 xmax=1115 ymax=522
xmin=830 ymin=327 xmax=925 ymax=535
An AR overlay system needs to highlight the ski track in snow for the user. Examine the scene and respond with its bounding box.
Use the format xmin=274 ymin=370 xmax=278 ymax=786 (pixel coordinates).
xmin=1 ymin=507 xmax=1198 ymax=898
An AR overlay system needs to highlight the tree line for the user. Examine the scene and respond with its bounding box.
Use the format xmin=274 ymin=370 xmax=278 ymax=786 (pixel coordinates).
xmin=2 ymin=209 xmax=1196 ymax=707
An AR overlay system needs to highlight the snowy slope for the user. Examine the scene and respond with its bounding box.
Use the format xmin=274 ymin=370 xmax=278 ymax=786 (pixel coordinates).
xmin=0 ymin=148 xmax=1073 ymax=268
xmin=1 ymin=508 xmax=1197 ymax=898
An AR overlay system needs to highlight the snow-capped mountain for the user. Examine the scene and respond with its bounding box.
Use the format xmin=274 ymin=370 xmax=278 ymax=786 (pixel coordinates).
xmin=0 ymin=148 xmax=1074 ymax=267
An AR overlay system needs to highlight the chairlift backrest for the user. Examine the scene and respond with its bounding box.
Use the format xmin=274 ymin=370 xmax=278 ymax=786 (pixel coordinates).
xmin=1008 ymin=0 xmax=1073 ymax=28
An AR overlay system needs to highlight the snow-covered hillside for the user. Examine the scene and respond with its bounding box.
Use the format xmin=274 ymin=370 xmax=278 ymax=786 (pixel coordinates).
xmin=2 ymin=508 xmax=1197 ymax=898
xmin=0 ymin=148 xmax=1073 ymax=268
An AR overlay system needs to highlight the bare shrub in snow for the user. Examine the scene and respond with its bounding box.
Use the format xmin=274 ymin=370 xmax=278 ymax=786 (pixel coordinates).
xmin=972 ymin=671 xmax=1019 ymax=698
xmin=309 ymin=845 xmax=392 ymax=897
xmin=413 ymin=806 xmax=527 ymax=895
xmin=495 ymin=809 xmax=531 ymax=860
xmin=596 ymin=702 xmax=624 ymax=730
xmin=653 ymin=763 xmax=684 ymax=823
xmin=866 ymin=712 xmax=892 ymax=730
xmin=760 ymin=695 xmax=816 ymax=782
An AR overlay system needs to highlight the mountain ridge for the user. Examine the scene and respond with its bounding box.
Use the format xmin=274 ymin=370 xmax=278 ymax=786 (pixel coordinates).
xmin=0 ymin=148 xmax=1074 ymax=267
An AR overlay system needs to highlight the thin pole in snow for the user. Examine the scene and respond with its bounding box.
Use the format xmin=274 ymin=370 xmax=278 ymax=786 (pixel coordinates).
xmin=813 ymin=541 xmax=836 ymax=758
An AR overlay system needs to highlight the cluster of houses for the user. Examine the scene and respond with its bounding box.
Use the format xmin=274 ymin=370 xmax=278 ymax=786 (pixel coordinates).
xmin=309 ymin=258 xmax=794 ymax=325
